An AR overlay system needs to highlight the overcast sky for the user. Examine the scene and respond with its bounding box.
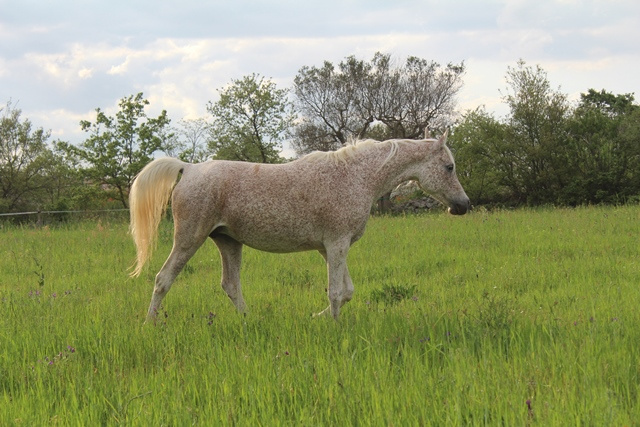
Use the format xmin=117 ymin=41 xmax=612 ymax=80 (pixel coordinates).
xmin=1 ymin=0 xmax=639 ymax=151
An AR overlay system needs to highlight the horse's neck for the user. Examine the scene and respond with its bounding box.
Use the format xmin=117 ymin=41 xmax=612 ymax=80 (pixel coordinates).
xmin=358 ymin=141 xmax=426 ymax=198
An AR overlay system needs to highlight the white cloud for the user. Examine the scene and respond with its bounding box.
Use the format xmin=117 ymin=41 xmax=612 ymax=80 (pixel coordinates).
xmin=78 ymin=67 xmax=93 ymax=79
xmin=108 ymin=57 xmax=131 ymax=75
xmin=1 ymin=0 xmax=638 ymax=147
xmin=30 ymin=107 xmax=92 ymax=142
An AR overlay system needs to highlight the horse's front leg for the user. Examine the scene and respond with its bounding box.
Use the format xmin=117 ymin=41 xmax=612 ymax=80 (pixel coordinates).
xmin=317 ymin=241 xmax=353 ymax=320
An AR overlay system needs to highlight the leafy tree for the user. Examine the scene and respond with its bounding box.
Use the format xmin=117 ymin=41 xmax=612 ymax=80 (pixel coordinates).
xmin=449 ymin=107 xmax=511 ymax=205
xmin=563 ymin=90 xmax=640 ymax=204
xmin=207 ymin=74 xmax=295 ymax=163
xmin=292 ymin=52 xmax=465 ymax=155
xmin=500 ymin=60 xmax=570 ymax=204
xmin=451 ymin=61 xmax=570 ymax=205
xmin=452 ymin=61 xmax=640 ymax=207
xmin=0 ymin=101 xmax=57 ymax=212
xmin=580 ymin=89 xmax=637 ymax=116
xmin=50 ymin=142 xmax=102 ymax=210
xmin=59 ymin=93 xmax=171 ymax=208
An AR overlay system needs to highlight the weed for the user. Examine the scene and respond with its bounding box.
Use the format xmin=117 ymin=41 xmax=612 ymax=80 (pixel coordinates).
xmin=369 ymin=283 xmax=417 ymax=305
xmin=32 ymin=256 xmax=45 ymax=288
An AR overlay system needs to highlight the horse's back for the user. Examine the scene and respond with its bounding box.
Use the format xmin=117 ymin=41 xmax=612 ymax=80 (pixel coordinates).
xmin=171 ymin=160 xmax=371 ymax=253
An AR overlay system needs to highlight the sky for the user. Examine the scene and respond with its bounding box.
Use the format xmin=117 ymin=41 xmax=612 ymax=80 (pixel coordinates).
xmin=1 ymin=0 xmax=639 ymax=154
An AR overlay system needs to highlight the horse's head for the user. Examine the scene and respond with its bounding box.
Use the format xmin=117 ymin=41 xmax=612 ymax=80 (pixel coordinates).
xmin=416 ymin=132 xmax=470 ymax=215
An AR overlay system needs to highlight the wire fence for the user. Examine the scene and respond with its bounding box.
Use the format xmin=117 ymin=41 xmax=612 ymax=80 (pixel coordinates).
xmin=0 ymin=208 xmax=130 ymax=226
xmin=0 ymin=209 xmax=129 ymax=217
xmin=1 ymin=194 xmax=436 ymax=227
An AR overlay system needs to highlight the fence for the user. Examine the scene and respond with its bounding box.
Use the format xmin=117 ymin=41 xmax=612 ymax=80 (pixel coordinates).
xmin=0 ymin=209 xmax=130 ymax=226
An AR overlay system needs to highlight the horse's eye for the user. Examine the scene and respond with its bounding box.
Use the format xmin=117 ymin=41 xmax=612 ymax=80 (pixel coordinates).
xmin=446 ymin=164 xmax=454 ymax=172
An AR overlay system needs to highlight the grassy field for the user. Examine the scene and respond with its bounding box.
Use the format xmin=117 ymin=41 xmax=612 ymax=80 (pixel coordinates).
xmin=1 ymin=205 xmax=639 ymax=425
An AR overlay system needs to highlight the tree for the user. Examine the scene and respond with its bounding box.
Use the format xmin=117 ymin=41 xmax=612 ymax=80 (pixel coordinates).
xmin=292 ymin=57 xmax=373 ymax=153
xmin=451 ymin=60 xmax=640 ymax=207
xmin=165 ymin=118 xmax=212 ymax=163
xmin=369 ymin=54 xmax=465 ymax=139
xmin=563 ymin=89 xmax=640 ymax=204
xmin=449 ymin=107 xmax=511 ymax=205
xmin=59 ymin=93 xmax=171 ymax=208
xmin=207 ymin=74 xmax=295 ymax=163
xmin=0 ymin=101 xmax=56 ymax=212
xmin=292 ymin=52 xmax=465 ymax=156
xmin=450 ymin=61 xmax=571 ymax=206
xmin=500 ymin=60 xmax=571 ymax=204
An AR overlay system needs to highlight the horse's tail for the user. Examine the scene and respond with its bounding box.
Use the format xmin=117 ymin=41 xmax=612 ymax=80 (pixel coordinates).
xmin=129 ymin=157 xmax=186 ymax=277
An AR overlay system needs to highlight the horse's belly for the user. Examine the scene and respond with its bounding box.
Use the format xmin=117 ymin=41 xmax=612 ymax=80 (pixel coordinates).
xmin=213 ymin=225 xmax=323 ymax=253
xmin=247 ymin=239 xmax=322 ymax=253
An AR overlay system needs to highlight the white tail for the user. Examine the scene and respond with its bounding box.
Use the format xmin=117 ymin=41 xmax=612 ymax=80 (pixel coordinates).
xmin=129 ymin=157 xmax=185 ymax=277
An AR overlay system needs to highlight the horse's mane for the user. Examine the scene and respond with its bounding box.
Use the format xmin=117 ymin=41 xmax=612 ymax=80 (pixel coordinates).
xmin=302 ymin=139 xmax=400 ymax=166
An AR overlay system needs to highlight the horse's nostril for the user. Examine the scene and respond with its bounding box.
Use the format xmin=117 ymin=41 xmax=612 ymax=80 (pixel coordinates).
xmin=449 ymin=199 xmax=470 ymax=215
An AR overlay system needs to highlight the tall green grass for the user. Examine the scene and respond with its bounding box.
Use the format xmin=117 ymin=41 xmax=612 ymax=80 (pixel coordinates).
xmin=1 ymin=206 xmax=639 ymax=425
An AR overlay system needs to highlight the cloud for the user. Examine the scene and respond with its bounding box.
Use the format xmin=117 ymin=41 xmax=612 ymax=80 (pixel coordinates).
xmin=1 ymin=0 xmax=638 ymax=147
xmin=78 ymin=67 xmax=93 ymax=79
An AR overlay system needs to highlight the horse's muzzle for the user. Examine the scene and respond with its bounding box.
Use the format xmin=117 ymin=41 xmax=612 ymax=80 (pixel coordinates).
xmin=448 ymin=197 xmax=471 ymax=215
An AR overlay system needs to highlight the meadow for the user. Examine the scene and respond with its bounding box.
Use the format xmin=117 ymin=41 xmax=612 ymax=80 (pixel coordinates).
xmin=1 ymin=205 xmax=639 ymax=425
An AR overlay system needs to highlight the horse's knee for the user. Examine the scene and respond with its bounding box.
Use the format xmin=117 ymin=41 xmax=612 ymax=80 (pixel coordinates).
xmin=342 ymin=292 xmax=353 ymax=305
xmin=328 ymin=287 xmax=341 ymax=303
xmin=329 ymin=284 xmax=352 ymax=306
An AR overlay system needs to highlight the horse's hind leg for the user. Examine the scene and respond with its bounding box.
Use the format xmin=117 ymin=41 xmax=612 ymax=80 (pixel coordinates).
xmin=147 ymin=225 xmax=209 ymax=322
xmin=212 ymin=234 xmax=247 ymax=313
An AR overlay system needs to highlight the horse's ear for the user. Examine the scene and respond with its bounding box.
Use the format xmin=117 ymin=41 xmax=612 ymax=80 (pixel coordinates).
xmin=434 ymin=129 xmax=448 ymax=148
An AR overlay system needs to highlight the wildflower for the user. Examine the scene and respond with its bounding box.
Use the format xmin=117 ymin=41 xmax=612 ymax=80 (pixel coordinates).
xmin=526 ymin=399 xmax=534 ymax=418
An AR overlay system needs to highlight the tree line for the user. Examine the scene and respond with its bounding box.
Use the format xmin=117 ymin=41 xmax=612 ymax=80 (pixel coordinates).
xmin=1 ymin=55 xmax=638 ymax=215
xmin=451 ymin=60 xmax=640 ymax=206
